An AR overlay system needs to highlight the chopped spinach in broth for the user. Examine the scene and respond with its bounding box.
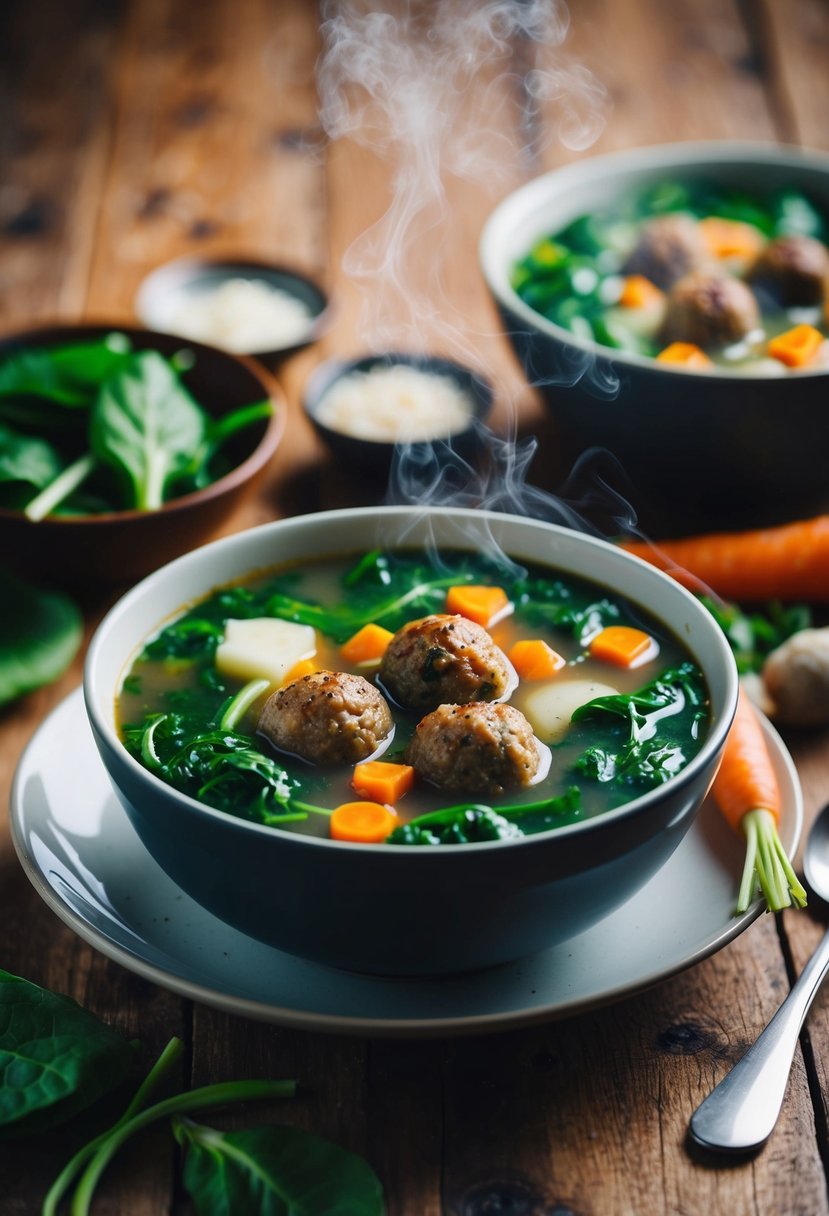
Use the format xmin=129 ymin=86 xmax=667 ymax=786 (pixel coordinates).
xmin=119 ymin=549 xmax=710 ymax=845
xmin=512 ymin=179 xmax=829 ymax=372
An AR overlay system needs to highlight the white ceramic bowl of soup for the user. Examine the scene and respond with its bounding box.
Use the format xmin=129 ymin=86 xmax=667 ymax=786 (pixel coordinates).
xmin=84 ymin=506 xmax=738 ymax=976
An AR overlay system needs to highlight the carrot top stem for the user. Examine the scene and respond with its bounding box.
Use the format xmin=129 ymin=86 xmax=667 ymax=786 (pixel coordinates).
xmin=736 ymin=808 xmax=807 ymax=914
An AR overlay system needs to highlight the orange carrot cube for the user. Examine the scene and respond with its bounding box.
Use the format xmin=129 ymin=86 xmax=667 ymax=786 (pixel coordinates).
xmin=282 ymin=657 xmax=319 ymax=684
xmin=340 ymin=622 xmax=395 ymax=665
xmin=768 ymin=324 xmax=824 ymax=368
xmin=656 ymin=342 xmax=713 ymax=369
xmin=589 ymin=625 xmax=658 ymax=668
xmin=618 ymin=274 xmax=664 ymax=309
xmin=445 ymin=584 xmax=512 ymax=627
xmin=698 ymin=216 xmax=765 ymax=260
xmin=508 ymin=639 xmax=566 ymax=681
xmin=351 ymin=760 xmax=415 ymax=804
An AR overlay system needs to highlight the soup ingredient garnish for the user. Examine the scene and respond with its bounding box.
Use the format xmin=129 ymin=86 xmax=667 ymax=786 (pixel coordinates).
xmin=508 ymin=638 xmax=566 ymax=681
xmin=621 ymin=515 xmax=829 ymax=601
xmin=712 ymin=687 xmax=807 ymax=913
xmin=767 ymin=323 xmax=824 ymax=367
xmin=444 ymin=583 xmax=512 ymax=627
xmin=352 ymin=759 xmax=415 ymax=803
xmin=588 ymin=625 xmax=658 ymax=668
xmin=523 ymin=678 xmax=621 ymax=743
xmin=0 ymin=568 xmax=82 ymax=708
xmin=571 ymin=662 xmax=706 ymax=788
xmin=655 ymin=341 xmax=712 ymax=367
xmin=0 ymin=335 xmax=272 ymax=517
xmin=314 ymin=363 xmax=474 ymax=442
xmin=761 ymin=627 xmax=829 ymax=726
xmin=330 ymin=800 xmax=399 ymax=842
xmin=618 ymin=274 xmax=664 ymax=309
xmin=158 ymin=276 xmax=314 ymax=353
xmin=387 ymin=786 xmax=582 ymax=845
xmin=340 ymin=621 xmax=394 ymax=665
xmin=215 ymin=617 xmax=316 ymax=684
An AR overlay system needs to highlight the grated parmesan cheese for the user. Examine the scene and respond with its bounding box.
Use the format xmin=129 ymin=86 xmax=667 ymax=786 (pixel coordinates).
xmin=314 ymin=364 xmax=475 ymax=443
xmin=160 ymin=277 xmax=314 ymax=353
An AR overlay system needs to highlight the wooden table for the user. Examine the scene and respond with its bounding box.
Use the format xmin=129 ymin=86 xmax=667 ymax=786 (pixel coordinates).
xmin=2 ymin=1 xmax=829 ymax=1211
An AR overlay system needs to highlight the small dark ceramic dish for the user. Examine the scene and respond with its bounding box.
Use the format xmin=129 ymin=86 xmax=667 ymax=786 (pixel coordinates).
xmin=135 ymin=256 xmax=329 ymax=362
xmin=84 ymin=505 xmax=739 ymax=976
xmin=0 ymin=324 xmax=285 ymax=584
xmin=302 ymin=352 xmax=494 ymax=473
xmin=480 ymin=141 xmax=829 ymax=536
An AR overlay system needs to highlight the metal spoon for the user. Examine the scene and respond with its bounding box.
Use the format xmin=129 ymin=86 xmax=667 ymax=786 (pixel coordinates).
xmin=689 ymin=801 xmax=829 ymax=1154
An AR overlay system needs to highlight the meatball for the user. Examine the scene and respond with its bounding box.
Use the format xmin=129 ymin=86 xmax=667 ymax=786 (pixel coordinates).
xmin=406 ymin=701 xmax=545 ymax=797
xmin=660 ymin=270 xmax=761 ymax=348
xmin=258 ymin=670 xmax=393 ymax=765
xmin=378 ymin=614 xmax=513 ymax=712
xmin=750 ymin=235 xmax=829 ymax=306
xmin=622 ymin=214 xmax=709 ymax=291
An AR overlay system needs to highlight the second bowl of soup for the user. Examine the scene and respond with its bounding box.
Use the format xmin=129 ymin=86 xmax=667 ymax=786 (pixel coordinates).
xmin=85 ymin=506 xmax=738 ymax=975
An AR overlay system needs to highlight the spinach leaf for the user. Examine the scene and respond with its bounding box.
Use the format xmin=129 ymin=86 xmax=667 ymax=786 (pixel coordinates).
xmin=0 ymin=969 xmax=135 ymax=1134
xmin=0 ymin=422 xmax=63 ymax=492
xmin=0 ymin=569 xmax=82 ymax=707
xmin=175 ymin=1119 xmax=385 ymax=1216
xmin=387 ymin=787 xmax=583 ymax=845
xmin=571 ymin=662 xmax=707 ymax=791
xmin=0 ymin=335 xmax=132 ymax=406
xmin=90 ymin=351 xmax=206 ymax=509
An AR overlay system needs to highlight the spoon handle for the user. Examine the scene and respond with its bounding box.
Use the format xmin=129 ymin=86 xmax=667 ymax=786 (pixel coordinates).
xmin=690 ymin=924 xmax=829 ymax=1153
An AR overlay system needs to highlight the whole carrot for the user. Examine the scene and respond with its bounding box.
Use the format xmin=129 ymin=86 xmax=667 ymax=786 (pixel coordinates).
xmin=621 ymin=515 xmax=829 ymax=602
xmin=712 ymin=687 xmax=806 ymax=913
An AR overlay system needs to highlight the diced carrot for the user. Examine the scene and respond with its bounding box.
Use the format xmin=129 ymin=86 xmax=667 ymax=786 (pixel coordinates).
xmin=330 ymin=801 xmax=398 ymax=843
xmin=655 ymin=342 xmax=713 ymax=369
xmin=589 ymin=625 xmax=657 ymax=668
xmin=352 ymin=760 xmax=415 ymax=804
xmin=445 ymin=584 xmax=512 ymax=627
xmin=768 ymin=323 xmax=824 ymax=368
xmin=508 ymin=639 xmax=566 ymax=681
xmin=340 ymin=622 xmax=394 ymax=665
xmin=618 ymin=274 xmax=664 ymax=309
xmin=698 ymin=216 xmax=765 ymax=260
xmin=282 ymin=657 xmax=319 ymax=684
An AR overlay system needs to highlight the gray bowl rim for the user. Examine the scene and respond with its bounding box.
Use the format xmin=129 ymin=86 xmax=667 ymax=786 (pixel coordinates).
xmin=134 ymin=254 xmax=331 ymax=358
xmin=479 ymin=138 xmax=829 ymax=382
xmin=84 ymin=504 xmax=739 ymax=857
xmin=302 ymin=351 xmax=495 ymax=450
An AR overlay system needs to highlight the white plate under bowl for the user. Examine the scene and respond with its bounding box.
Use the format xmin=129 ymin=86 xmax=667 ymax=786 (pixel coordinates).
xmin=10 ymin=688 xmax=802 ymax=1037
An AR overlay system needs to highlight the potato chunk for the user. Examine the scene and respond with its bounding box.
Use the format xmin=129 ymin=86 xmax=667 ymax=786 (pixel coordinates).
xmin=216 ymin=617 xmax=316 ymax=685
xmin=523 ymin=678 xmax=620 ymax=743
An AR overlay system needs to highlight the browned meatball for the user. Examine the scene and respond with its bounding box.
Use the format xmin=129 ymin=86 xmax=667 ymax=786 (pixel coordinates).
xmin=258 ymin=670 xmax=393 ymax=765
xmin=378 ymin=614 xmax=513 ymax=712
xmin=660 ymin=271 xmax=761 ymax=348
xmin=750 ymin=235 xmax=829 ymax=306
xmin=622 ymin=214 xmax=709 ymax=291
xmin=406 ymin=701 xmax=545 ymax=797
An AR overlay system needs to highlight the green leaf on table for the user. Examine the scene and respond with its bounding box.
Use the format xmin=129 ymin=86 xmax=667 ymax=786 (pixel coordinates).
xmin=0 ymin=970 xmax=135 ymax=1134
xmin=0 ymin=335 xmax=132 ymax=407
xmin=175 ymin=1119 xmax=385 ymax=1216
xmin=90 ymin=350 xmax=207 ymax=510
xmin=0 ymin=568 xmax=83 ymax=707
xmin=0 ymin=422 xmax=63 ymax=491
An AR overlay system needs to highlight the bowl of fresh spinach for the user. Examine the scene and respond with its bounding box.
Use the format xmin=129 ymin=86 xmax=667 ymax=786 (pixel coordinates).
xmin=0 ymin=325 xmax=285 ymax=583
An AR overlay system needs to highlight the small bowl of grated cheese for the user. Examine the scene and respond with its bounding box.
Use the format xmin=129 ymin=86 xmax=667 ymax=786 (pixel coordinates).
xmin=135 ymin=256 xmax=329 ymax=361
xmin=303 ymin=352 xmax=494 ymax=471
